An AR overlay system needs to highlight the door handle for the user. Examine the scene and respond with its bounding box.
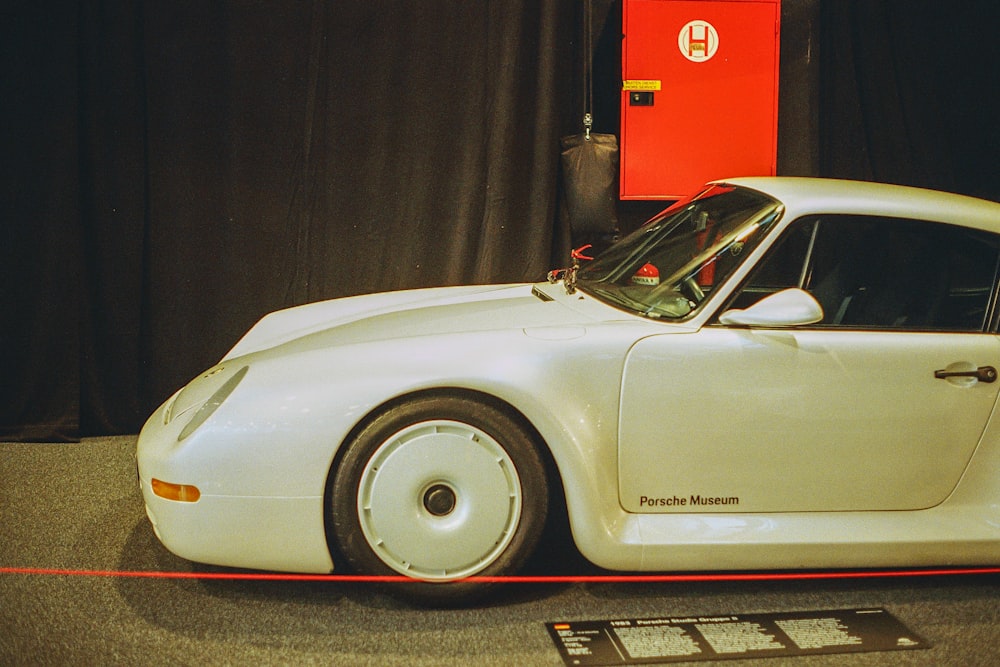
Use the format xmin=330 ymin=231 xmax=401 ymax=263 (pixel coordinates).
xmin=934 ymin=366 xmax=998 ymax=383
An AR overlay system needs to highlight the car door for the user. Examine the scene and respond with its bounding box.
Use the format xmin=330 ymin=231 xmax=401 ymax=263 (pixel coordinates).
xmin=619 ymin=214 xmax=1000 ymax=513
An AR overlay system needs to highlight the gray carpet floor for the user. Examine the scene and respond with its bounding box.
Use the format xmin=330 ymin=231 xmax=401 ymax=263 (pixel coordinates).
xmin=2 ymin=436 xmax=1000 ymax=665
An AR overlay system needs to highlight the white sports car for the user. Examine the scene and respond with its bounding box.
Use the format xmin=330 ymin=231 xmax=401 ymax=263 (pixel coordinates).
xmin=137 ymin=177 xmax=1000 ymax=603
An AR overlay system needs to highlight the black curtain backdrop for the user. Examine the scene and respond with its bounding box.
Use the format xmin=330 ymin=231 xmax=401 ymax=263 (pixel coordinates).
xmin=3 ymin=1 xmax=998 ymax=441
xmin=4 ymin=1 xmax=580 ymax=441
xmin=819 ymin=1 xmax=1000 ymax=200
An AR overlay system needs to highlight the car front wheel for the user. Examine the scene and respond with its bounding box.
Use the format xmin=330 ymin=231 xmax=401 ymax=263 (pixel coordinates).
xmin=329 ymin=394 xmax=548 ymax=604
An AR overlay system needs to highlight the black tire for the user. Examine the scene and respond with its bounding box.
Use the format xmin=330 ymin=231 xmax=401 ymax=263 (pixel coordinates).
xmin=329 ymin=394 xmax=548 ymax=605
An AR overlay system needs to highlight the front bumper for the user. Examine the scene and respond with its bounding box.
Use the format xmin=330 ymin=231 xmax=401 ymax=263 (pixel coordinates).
xmin=136 ymin=392 xmax=334 ymax=574
xmin=139 ymin=476 xmax=333 ymax=573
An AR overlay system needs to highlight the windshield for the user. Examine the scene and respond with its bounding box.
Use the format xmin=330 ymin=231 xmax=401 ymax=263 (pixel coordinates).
xmin=577 ymin=185 xmax=783 ymax=318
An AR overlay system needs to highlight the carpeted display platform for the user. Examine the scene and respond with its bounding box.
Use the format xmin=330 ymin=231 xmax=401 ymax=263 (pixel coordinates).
xmin=2 ymin=437 xmax=999 ymax=665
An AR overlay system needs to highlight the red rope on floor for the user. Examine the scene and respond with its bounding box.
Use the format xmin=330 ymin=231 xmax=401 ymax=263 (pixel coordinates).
xmin=3 ymin=566 xmax=1000 ymax=583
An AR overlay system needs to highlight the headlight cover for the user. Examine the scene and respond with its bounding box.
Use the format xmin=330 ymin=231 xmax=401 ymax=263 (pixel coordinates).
xmin=177 ymin=365 xmax=249 ymax=442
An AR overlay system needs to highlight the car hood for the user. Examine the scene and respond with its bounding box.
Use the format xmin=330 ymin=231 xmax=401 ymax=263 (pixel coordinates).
xmin=223 ymin=283 xmax=600 ymax=360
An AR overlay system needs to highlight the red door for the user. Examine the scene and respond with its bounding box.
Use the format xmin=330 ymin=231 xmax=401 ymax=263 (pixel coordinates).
xmin=620 ymin=0 xmax=781 ymax=199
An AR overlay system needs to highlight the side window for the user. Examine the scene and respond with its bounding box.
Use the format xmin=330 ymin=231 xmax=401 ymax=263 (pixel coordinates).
xmin=725 ymin=219 xmax=816 ymax=311
xmin=727 ymin=216 xmax=1000 ymax=332
xmin=935 ymin=226 xmax=1000 ymax=330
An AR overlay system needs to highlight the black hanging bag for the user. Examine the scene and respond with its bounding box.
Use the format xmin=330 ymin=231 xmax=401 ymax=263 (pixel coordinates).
xmin=560 ymin=0 xmax=619 ymax=241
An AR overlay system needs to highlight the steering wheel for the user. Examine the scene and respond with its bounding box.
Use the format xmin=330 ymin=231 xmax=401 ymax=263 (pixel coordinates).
xmin=681 ymin=275 xmax=705 ymax=303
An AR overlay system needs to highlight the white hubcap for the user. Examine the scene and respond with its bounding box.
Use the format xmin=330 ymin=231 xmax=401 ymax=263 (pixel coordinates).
xmin=356 ymin=420 xmax=522 ymax=581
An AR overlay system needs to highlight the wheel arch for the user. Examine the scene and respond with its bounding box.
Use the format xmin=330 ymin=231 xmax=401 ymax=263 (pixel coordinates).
xmin=321 ymin=386 xmax=569 ymax=566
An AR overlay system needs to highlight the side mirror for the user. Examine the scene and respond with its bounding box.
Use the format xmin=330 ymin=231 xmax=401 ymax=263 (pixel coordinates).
xmin=718 ymin=288 xmax=823 ymax=328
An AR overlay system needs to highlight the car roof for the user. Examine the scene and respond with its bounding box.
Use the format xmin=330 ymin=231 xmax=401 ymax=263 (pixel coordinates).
xmin=721 ymin=177 xmax=1000 ymax=234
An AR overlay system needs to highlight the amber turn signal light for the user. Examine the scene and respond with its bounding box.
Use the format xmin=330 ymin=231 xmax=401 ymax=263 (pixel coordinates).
xmin=151 ymin=478 xmax=201 ymax=502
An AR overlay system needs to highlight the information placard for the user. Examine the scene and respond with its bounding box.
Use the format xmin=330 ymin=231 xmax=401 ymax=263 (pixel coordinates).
xmin=547 ymin=608 xmax=926 ymax=665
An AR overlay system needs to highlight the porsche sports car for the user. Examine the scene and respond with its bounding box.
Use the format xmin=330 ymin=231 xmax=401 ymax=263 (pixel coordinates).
xmin=137 ymin=177 xmax=1000 ymax=603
